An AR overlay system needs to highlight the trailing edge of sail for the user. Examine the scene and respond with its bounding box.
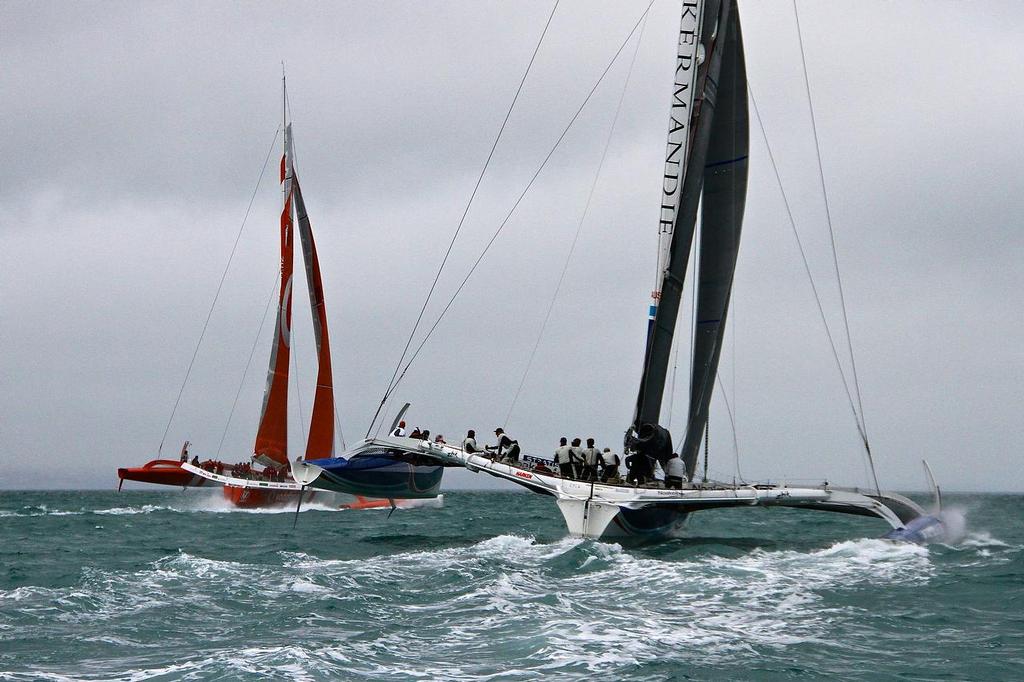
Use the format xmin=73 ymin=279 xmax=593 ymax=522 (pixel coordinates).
xmin=254 ymin=125 xmax=296 ymax=466
xmin=290 ymin=144 xmax=335 ymax=460
xmin=633 ymin=0 xmax=726 ymax=433
xmin=680 ymin=4 xmax=749 ymax=477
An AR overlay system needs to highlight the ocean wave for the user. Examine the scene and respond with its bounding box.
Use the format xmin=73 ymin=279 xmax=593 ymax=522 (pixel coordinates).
xmin=267 ymin=534 xmax=937 ymax=668
xmin=959 ymin=531 xmax=1012 ymax=550
xmin=0 ymin=492 xmax=445 ymax=519
xmin=0 ymin=505 xmax=84 ymax=518
xmin=3 ymin=499 xmax=1018 ymax=681
xmin=93 ymin=504 xmax=175 ymax=516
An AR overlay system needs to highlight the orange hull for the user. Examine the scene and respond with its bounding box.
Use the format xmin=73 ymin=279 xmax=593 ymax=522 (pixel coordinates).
xmin=221 ymin=484 xmax=392 ymax=510
xmin=118 ymin=460 xmax=214 ymax=488
xmin=222 ymin=485 xmax=302 ymax=508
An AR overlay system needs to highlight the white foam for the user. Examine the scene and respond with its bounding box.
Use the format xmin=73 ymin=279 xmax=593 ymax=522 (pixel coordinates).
xmin=93 ymin=504 xmax=173 ymax=515
xmin=960 ymin=531 xmax=1010 ymax=549
xmin=288 ymin=580 xmax=329 ymax=594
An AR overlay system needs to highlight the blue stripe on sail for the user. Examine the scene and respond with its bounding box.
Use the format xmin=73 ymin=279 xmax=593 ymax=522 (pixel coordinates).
xmin=704 ymin=154 xmax=748 ymax=169
xmin=649 ymin=304 xmax=657 ymax=318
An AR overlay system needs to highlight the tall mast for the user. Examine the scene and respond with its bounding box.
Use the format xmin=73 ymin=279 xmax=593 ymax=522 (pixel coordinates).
xmin=254 ymin=72 xmax=296 ymax=466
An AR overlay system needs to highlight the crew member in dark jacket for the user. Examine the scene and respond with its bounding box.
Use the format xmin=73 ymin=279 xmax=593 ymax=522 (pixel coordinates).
xmin=489 ymin=428 xmax=521 ymax=463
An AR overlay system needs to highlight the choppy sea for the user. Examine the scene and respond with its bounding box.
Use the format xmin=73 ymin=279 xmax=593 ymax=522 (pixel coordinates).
xmin=0 ymin=489 xmax=1020 ymax=680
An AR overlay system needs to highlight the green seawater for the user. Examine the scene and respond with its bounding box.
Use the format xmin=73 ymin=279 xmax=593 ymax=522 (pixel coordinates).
xmin=0 ymin=489 xmax=1021 ymax=680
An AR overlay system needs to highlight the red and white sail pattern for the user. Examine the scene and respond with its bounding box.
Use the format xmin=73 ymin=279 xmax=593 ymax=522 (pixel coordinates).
xmin=254 ymin=124 xmax=296 ymax=466
xmin=290 ymin=126 xmax=335 ymax=459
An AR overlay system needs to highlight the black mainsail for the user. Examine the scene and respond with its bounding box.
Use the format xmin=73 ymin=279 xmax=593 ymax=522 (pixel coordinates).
xmin=631 ymin=0 xmax=748 ymax=480
xmin=679 ymin=5 xmax=748 ymax=477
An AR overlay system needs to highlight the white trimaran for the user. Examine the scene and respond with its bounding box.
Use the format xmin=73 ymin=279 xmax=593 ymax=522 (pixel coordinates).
xmin=365 ymin=0 xmax=941 ymax=540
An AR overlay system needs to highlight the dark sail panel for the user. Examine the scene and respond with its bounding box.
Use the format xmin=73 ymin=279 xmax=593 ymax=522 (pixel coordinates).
xmin=633 ymin=0 xmax=726 ymax=433
xmin=680 ymin=5 xmax=749 ymax=477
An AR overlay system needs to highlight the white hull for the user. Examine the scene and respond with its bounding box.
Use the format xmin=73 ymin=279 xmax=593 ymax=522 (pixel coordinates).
xmin=182 ymin=463 xmax=304 ymax=491
xmin=412 ymin=441 xmax=926 ymax=539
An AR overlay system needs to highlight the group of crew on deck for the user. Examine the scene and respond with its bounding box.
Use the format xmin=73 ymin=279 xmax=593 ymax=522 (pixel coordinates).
xmin=390 ymin=419 xmax=688 ymax=489
xmin=460 ymin=429 xmax=687 ymax=489
xmin=552 ymin=437 xmax=621 ymax=482
xmin=390 ymin=421 xmax=447 ymax=445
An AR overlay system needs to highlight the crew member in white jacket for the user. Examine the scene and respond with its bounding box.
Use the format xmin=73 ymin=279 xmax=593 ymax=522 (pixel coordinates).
xmin=600 ymin=447 xmax=621 ymax=482
xmin=580 ymin=438 xmax=602 ymax=481
xmin=569 ymin=438 xmax=585 ymax=477
xmin=663 ymin=453 xmax=686 ymax=489
xmin=554 ymin=437 xmax=574 ymax=478
xmin=462 ymin=429 xmax=481 ymax=454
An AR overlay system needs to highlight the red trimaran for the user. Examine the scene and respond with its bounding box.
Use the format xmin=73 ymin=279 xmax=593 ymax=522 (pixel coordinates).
xmin=119 ymin=77 xmax=389 ymax=511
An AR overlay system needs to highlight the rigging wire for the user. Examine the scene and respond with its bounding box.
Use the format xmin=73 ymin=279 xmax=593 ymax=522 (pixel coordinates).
xmin=371 ymin=0 xmax=659 ymax=423
xmin=714 ymin=371 xmax=745 ymax=483
xmin=688 ymin=214 xmax=699 ymax=413
xmin=666 ymin=334 xmax=681 ymax=429
xmin=334 ymin=409 xmax=347 ymax=452
xmin=366 ymin=0 xmax=562 ymax=437
xmin=156 ymin=126 xmax=282 ymax=455
xmin=504 ymin=10 xmax=649 ymax=428
xmin=792 ymin=0 xmax=878 ymax=493
xmin=748 ymin=83 xmax=879 ymax=493
xmin=216 ymin=275 xmax=279 ymax=458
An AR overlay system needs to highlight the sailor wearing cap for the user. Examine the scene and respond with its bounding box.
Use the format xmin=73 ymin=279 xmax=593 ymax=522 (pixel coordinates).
xmin=489 ymin=427 xmax=521 ymax=463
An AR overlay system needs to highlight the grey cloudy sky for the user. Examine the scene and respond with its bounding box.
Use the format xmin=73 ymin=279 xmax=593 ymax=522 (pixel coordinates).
xmin=2 ymin=1 xmax=1021 ymax=493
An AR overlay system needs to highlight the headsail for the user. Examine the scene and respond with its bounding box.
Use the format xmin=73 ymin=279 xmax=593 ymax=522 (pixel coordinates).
xmin=633 ymin=0 xmax=725 ymax=433
xmin=290 ymin=129 xmax=336 ymax=459
xmin=254 ymin=125 xmax=296 ymax=466
xmin=679 ymin=3 xmax=748 ymax=477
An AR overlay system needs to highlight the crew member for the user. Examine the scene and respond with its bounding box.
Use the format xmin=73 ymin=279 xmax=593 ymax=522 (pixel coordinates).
xmin=462 ymin=429 xmax=480 ymax=453
xmin=391 ymin=420 xmax=407 ymax=437
xmin=409 ymin=428 xmax=422 ymax=439
xmin=625 ymin=450 xmax=651 ymax=485
xmin=489 ymin=428 xmax=520 ymax=463
xmin=179 ymin=440 xmax=191 ymax=463
xmin=600 ymin=447 xmax=621 ymax=483
xmin=554 ymin=437 xmax=574 ymax=478
xmin=580 ymin=438 xmax=601 ymax=481
xmin=663 ymin=453 xmax=686 ymax=489
xmin=569 ymin=438 xmax=585 ymax=478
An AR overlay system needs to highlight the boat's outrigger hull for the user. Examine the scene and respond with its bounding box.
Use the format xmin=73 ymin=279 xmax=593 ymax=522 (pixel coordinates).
xmin=290 ymin=438 xmax=446 ymax=500
xmin=117 ymin=460 xmax=217 ymax=489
